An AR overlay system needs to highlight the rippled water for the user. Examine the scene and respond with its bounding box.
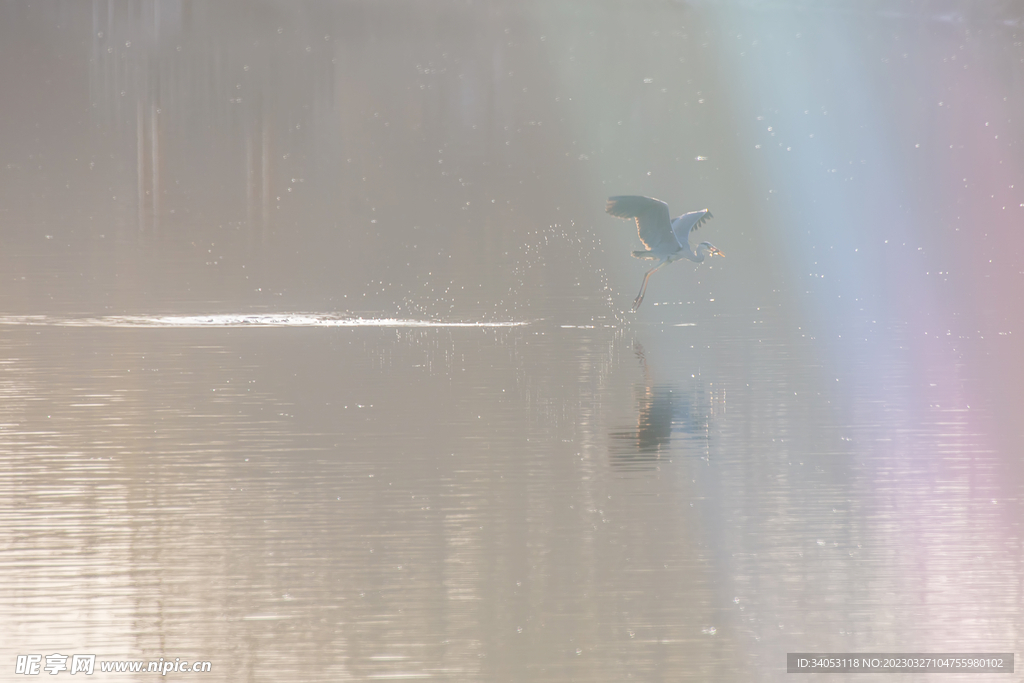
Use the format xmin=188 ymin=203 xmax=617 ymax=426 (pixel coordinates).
xmin=2 ymin=1 xmax=1023 ymax=681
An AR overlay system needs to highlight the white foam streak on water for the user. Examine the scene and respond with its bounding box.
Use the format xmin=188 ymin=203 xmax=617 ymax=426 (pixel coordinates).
xmin=0 ymin=315 xmax=528 ymax=329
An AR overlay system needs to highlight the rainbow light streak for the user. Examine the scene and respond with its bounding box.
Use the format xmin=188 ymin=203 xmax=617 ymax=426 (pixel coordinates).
xmin=714 ymin=5 xmax=1022 ymax=425
xmin=709 ymin=3 xmax=1023 ymax=646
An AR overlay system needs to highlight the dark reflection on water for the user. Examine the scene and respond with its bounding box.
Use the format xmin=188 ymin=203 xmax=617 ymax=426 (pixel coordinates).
xmin=609 ymin=343 xmax=710 ymax=469
xmin=2 ymin=0 xmax=609 ymax=321
xmin=3 ymin=1 xmax=1024 ymax=682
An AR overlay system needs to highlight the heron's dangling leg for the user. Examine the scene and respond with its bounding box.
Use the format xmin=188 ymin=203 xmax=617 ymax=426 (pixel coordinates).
xmin=633 ymin=260 xmax=667 ymax=310
xmin=633 ymin=271 xmax=653 ymax=310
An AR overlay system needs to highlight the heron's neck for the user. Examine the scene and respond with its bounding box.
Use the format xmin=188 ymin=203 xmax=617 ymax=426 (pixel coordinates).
xmin=682 ymin=245 xmax=703 ymax=263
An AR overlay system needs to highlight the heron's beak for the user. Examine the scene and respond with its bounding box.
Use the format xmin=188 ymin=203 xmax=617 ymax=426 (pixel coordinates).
xmin=714 ymin=248 xmax=725 ymax=257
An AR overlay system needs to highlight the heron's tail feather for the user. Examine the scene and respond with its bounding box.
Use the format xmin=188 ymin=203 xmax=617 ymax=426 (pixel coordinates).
xmin=632 ymin=250 xmax=659 ymax=260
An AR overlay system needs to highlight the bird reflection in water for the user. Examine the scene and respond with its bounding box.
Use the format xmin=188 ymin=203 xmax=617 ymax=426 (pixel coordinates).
xmin=609 ymin=343 xmax=709 ymax=470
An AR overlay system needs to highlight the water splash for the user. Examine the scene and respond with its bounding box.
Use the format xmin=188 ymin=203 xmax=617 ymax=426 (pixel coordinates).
xmin=0 ymin=314 xmax=528 ymax=329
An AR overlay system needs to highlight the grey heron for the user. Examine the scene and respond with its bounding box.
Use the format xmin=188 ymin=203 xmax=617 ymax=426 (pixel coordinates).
xmin=606 ymin=195 xmax=723 ymax=309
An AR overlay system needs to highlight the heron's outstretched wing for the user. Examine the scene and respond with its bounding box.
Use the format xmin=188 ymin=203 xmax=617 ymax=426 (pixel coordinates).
xmin=606 ymin=196 xmax=678 ymax=253
xmin=670 ymin=210 xmax=713 ymax=247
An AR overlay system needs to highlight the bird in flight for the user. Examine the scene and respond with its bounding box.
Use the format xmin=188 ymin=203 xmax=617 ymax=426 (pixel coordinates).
xmin=606 ymin=195 xmax=723 ymax=309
